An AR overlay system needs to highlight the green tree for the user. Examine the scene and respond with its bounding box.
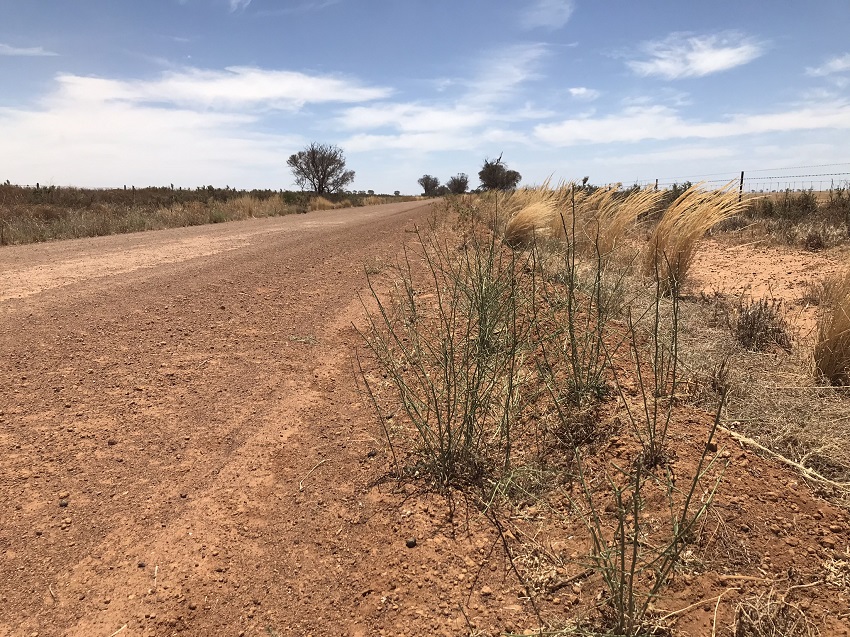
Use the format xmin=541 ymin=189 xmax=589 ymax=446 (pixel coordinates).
xmin=478 ymin=155 xmax=521 ymax=191
xmin=446 ymin=173 xmax=469 ymax=194
xmin=417 ymin=174 xmax=441 ymax=196
xmin=287 ymin=143 xmax=355 ymax=194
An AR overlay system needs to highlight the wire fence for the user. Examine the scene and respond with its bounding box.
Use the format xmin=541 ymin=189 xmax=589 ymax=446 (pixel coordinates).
xmin=628 ymin=162 xmax=850 ymax=193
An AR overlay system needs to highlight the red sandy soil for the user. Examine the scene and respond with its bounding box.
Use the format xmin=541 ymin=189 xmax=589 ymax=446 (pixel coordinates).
xmin=688 ymin=239 xmax=849 ymax=334
xmin=1 ymin=208 xmax=849 ymax=636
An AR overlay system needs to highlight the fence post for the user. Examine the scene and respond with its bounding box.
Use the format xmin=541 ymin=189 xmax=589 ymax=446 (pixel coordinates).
xmin=654 ymin=178 xmax=658 ymax=191
xmin=738 ymin=171 xmax=744 ymax=202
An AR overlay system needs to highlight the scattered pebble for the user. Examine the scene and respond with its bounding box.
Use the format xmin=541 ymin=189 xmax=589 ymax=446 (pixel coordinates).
xmin=188 ymin=601 xmax=197 ymax=611
xmin=59 ymin=499 xmax=69 ymax=508
xmin=405 ymin=537 xmax=417 ymax=549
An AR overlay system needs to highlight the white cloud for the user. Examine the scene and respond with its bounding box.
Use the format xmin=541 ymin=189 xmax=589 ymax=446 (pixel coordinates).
xmin=338 ymin=104 xmax=487 ymax=133
xmin=521 ymin=0 xmax=575 ymax=30
xmin=0 ymin=43 xmax=58 ymax=57
xmin=51 ymin=66 xmax=391 ymax=111
xmin=627 ymin=31 xmax=765 ymax=79
xmin=229 ymin=0 xmax=251 ymax=11
xmin=0 ymin=66 xmax=389 ymax=188
xmin=568 ymin=87 xmax=600 ymax=101
xmin=807 ymin=53 xmax=850 ymax=77
xmin=535 ymin=101 xmax=850 ymax=146
xmin=345 ymin=132 xmax=478 ymax=153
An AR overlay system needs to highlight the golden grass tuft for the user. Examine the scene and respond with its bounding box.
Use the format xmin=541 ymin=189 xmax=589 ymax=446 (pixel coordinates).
xmin=503 ymin=200 xmax=557 ymax=247
xmin=309 ymin=196 xmax=337 ymax=211
xmin=814 ymin=269 xmax=850 ymax=385
xmin=597 ymin=188 xmax=665 ymax=255
xmin=643 ymin=182 xmax=748 ymax=286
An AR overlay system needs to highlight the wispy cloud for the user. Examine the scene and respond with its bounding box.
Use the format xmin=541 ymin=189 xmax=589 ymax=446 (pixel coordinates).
xmin=0 ymin=43 xmax=58 ymax=57
xmin=228 ymin=0 xmax=251 ymax=12
xmin=467 ymin=43 xmax=549 ymax=104
xmin=53 ymin=66 xmax=391 ymax=111
xmin=569 ymin=87 xmax=600 ymax=101
xmin=535 ymin=101 xmax=850 ymax=146
xmin=627 ymin=31 xmax=765 ymax=79
xmin=338 ymin=104 xmax=487 ymax=133
xmin=807 ymin=53 xmax=850 ymax=77
xmin=334 ymin=44 xmax=552 ymax=153
xmin=520 ymin=0 xmax=575 ymax=30
xmin=257 ymin=0 xmax=341 ymax=15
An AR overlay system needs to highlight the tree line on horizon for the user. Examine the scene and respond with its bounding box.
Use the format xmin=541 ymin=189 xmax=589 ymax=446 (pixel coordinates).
xmin=417 ymin=155 xmax=522 ymax=197
xmin=286 ymin=141 xmax=523 ymax=198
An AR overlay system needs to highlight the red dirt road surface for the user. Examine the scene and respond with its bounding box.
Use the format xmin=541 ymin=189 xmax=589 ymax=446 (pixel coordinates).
xmin=2 ymin=201 xmax=512 ymax=636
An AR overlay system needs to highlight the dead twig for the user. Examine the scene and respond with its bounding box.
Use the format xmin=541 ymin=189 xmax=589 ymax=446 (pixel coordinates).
xmin=298 ymin=459 xmax=327 ymax=492
xmin=107 ymin=626 xmax=127 ymax=637
xmin=655 ymin=587 xmax=740 ymax=622
xmin=720 ymin=426 xmax=850 ymax=490
xmin=711 ymin=588 xmax=737 ymax=637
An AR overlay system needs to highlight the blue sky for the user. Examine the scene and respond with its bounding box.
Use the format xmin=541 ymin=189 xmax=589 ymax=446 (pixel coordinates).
xmin=1 ymin=0 xmax=849 ymax=194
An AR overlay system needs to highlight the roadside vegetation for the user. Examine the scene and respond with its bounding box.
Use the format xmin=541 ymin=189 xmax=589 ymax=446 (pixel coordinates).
xmin=0 ymin=182 xmax=418 ymax=245
xmin=359 ymin=182 xmax=850 ymax=635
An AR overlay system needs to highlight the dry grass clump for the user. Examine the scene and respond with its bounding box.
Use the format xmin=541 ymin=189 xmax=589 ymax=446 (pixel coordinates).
xmin=733 ymin=297 xmax=793 ymax=352
xmin=814 ymin=269 xmax=850 ymax=385
xmin=589 ymin=187 xmax=665 ymax=256
xmin=221 ymin=194 xmax=292 ymax=218
xmin=500 ymin=183 xmax=662 ymax=254
xmin=309 ymin=196 xmax=338 ymax=211
xmin=503 ymin=199 xmax=557 ymax=247
xmin=734 ymin=589 xmax=817 ymax=637
xmin=644 ymin=182 xmax=749 ymax=286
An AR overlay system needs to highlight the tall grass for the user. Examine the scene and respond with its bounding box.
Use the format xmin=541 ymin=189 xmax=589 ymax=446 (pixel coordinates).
xmin=309 ymin=196 xmax=339 ymax=211
xmin=501 ymin=183 xmax=662 ymax=255
xmin=814 ymin=270 xmax=850 ymax=385
xmin=643 ymin=182 xmax=749 ymax=287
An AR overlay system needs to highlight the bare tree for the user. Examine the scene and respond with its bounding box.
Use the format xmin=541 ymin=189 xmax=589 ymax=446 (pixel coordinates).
xmin=287 ymin=143 xmax=355 ymax=194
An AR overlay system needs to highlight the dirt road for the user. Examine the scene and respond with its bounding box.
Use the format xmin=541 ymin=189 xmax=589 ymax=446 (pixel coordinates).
xmin=1 ymin=202 xmax=512 ymax=637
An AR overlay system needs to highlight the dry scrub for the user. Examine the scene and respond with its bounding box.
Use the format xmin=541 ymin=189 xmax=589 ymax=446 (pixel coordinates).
xmin=361 ymin=188 xmax=850 ymax=635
